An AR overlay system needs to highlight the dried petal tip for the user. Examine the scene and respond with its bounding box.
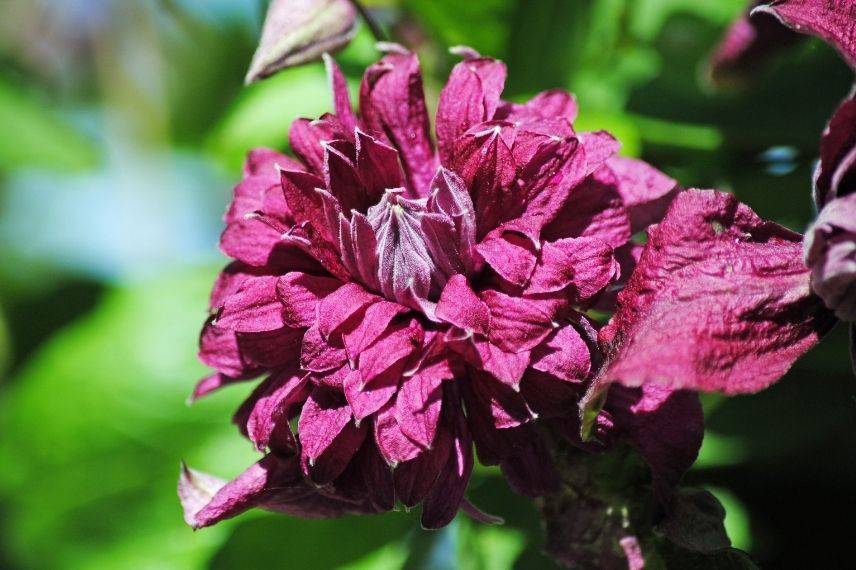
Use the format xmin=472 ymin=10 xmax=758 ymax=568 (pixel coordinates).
xmin=449 ymin=45 xmax=482 ymax=59
xmin=177 ymin=463 xmax=226 ymax=528
xmin=245 ymin=0 xmax=357 ymax=84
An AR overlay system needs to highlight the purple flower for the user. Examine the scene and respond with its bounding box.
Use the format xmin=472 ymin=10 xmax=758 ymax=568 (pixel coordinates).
xmin=181 ymin=46 xmax=686 ymax=529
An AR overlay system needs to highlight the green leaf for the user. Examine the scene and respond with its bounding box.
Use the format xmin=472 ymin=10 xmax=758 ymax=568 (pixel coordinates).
xmin=0 ymin=75 xmax=98 ymax=172
xmin=0 ymin=268 xmax=258 ymax=570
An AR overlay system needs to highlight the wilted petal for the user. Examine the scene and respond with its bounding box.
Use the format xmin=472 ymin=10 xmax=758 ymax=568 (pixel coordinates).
xmin=437 ymin=55 xmax=507 ymax=163
xmin=481 ymin=289 xmax=565 ymax=353
xmin=804 ymin=193 xmax=856 ymax=320
xmin=359 ymin=47 xmax=438 ymax=197
xmin=753 ymin=0 xmax=856 ymax=68
xmin=436 ymin=275 xmax=490 ymax=335
xmin=607 ymin=156 xmax=680 ymax=232
xmin=178 ymin=463 xmax=226 ymax=527
xmin=598 ymin=189 xmax=836 ymax=394
xmin=245 ymin=0 xmax=357 ymax=83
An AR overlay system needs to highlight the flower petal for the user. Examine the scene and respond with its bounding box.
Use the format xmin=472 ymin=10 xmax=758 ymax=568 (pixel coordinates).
xmin=531 ymin=323 xmax=593 ymax=382
xmin=598 ymin=189 xmax=836 ymax=394
xmin=216 ymin=275 xmax=285 ymax=333
xmin=578 ymin=130 xmax=620 ymax=175
xmin=607 ymin=156 xmax=680 ymax=233
xmin=341 ymin=300 xmax=409 ymax=358
xmin=359 ymin=47 xmax=437 ymax=197
xmin=355 ymin=128 xmax=403 ymax=203
xmin=277 ymin=272 xmax=341 ymax=328
xmin=323 ymin=53 xmax=357 ymax=133
xmin=436 ymin=275 xmax=490 ymax=335
xmin=815 ymin=88 xmax=856 ymax=206
xmin=301 ymin=323 xmax=348 ymax=372
xmin=395 ymin=357 xmax=451 ymax=448
xmin=437 ymin=55 xmax=507 ymax=163
xmin=344 ymin=368 xmax=400 ymax=422
xmin=374 ymin=400 xmax=423 ymax=464
xmin=317 ymin=282 xmax=379 ymax=337
xmin=481 ymin=289 xmax=565 ymax=353
xmin=527 ymin=237 xmax=616 ymax=299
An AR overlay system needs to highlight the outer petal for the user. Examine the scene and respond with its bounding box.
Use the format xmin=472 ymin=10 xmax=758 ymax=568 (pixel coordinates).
xmin=245 ymin=368 xmax=310 ymax=453
xmin=178 ymin=464 xmax=226 ymax=527
xmin=359 ymin=47 xmax=438 ymax=197
xmin=298 ymin=386 xmax=353 ymax=463
xmin=355 ymin=129 xmax=403 ymax=204
xmin=395 ymin=356 xmax=452 ymax=448
xmin=420 ymin=384 xmax=473 ymax=529
xmin=494 ymin=89 xmax=578 ymax=124
xmin=436 ymin=55 xmax=507 ymax=163
xmin=517 ymin=137 xmax=588 ymax=229
xmin=477 ymin=221 xmax=539 ymax=287
xmin=374 ymin=400 xmax=423 ymax=464
xmin=753 ymin=0 xmax=856 ymax=68
xmin=323 ymin=53 xmax=357 ymax=133
xmin=578 ymin=131 xmax=620 ymax=175
xmin=804 ymin=193 xmax=856 ymax=320
xmin=598 ymin=189 xmax=836 ymax=394
xmin=606 ymin=384 xmax=704 ymax=504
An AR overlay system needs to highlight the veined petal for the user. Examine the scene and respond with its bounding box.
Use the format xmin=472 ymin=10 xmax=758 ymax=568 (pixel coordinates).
xmin=481 ymin=289 xmax=565 ymax=353
xmin=436 ymin=275 xmax=490 ymax=336
xmin=277 ymin=272 xmax=341 ymax=328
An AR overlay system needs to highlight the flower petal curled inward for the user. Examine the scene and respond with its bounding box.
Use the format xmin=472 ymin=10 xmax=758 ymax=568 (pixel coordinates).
xmin=597 ymin=189 xmax=836 ymax=395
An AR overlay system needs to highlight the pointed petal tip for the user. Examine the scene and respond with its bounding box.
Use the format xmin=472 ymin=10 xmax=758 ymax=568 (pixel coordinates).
xmin=449 ymin=45 xmax=481 ymax=59
xmin=375 ymin=41 xmax=410 ymax=55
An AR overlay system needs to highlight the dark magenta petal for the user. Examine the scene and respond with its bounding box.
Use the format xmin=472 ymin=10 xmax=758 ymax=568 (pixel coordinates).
xmin=277 ymin=272 xmax=341 ymax=328
xmin=216 ymin=275 xmax=286 ymax=333
xmin=374 ymin=399 xmax=423 ymax=464
xmin=355 ymin=129 xmax=403 ymax=204
xmin=481 ymin=289 xmax=566 ymax=353
xmin=395 ymin=356 xmax=451 ymax=448
xmin=804 ymin=193 xmax=856 ymax=320
xmin=531 ymin=323 xmax=593 ymax=383
xmin=598 ymin=189 xmax=836 ymax=394
xmin=323 ymin=54 xmax=357 ymax=134
xmin=607 ymin=156 xmax=680 ymax=233
xmin=437 ymin=54 xmax=507 ymax=163
xmin=359 ymin=46 xmax=438 ymax=197
xmin=436 ymin=275 xmax=490 ymax=335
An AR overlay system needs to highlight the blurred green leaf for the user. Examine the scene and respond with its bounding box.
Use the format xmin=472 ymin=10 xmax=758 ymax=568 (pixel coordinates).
xmin=0 ymin=268 xmax=259 ymax=570
xmin=706 ymin=487 xmax=752 ymax=553
xmin=0 ymin=75 xmax=98 ymax=172
xmin=403 ymin=0 xmax=512 ymax=59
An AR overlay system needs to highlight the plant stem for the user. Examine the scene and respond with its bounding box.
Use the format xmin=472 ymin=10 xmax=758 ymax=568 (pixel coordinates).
xmin=347 ymin=0 xmax=387 ymax=43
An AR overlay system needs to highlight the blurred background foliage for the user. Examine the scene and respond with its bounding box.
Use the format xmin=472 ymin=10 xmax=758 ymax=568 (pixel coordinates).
xmin=0 ymin=0 xmax=853 ymax=568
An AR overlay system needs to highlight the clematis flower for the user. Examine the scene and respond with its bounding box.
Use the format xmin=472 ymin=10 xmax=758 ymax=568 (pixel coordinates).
xmin=181 ymin=45 xmax=687 ymax=529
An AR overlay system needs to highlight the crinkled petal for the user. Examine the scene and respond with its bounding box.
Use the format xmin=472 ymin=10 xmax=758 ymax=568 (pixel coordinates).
xmin=341 ymin=299 xmax=409 ymax=358
xmin=298 ymin=385 xmax=354 ymax=463
xmin=246 ymin=368 xmax=310 ymax=453
xmin=477 ymin=221 xmax=539 ymax=287
xmin=301 ymin=323 xmax=348 ymax=372
xmin=579 ymin=130 xmax=620 ymax=175
xmin=597 ymin=189 xmax=836 ymax=395
xmin=178 ymin=463 xmax=226 ymax=527
xmin=495 ymin=89 xmax=578 ymax=124
xmin=527 ymin=237 xmax=616 ymax=300
xmin=470 ymin=369 xmax=533 ymax=429
xmin=517 ymin=136 xmax=588 ymax=228
xmin=358 ymin=319 xmax=423 ymax=383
